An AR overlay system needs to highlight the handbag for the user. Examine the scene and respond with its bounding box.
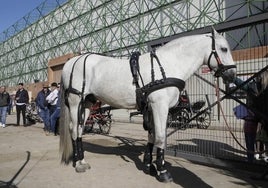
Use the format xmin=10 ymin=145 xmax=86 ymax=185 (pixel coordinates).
xmin=233 ymin=104 xmax=250 ymax=119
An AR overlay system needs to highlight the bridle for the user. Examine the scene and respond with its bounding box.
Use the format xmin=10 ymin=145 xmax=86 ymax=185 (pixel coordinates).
xmin=207 ymin=32 xmax=236 ymax=78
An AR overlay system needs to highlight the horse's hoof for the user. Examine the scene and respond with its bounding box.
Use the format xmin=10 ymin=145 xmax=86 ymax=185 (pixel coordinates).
xmin=75 ymin=165 xmax=87 ymax=173
xmin=144 ymin=164 xmax=157 ymax=176
xmin=81 ymin=162 xmax=91 ymax=169
xmin=157 ymin=171 xmax=173 ymax=183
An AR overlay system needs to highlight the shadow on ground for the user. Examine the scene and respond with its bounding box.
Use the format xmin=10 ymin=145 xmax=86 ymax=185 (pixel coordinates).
xmin=83 ymin=135 xmax=214 ymax=187
xmin=0 ymin=151 xmax=30 ymax=188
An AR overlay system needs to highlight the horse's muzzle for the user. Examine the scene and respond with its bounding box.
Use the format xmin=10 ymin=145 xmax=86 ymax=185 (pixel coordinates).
xmin=220 ymin=66 xmax=237 ymax=84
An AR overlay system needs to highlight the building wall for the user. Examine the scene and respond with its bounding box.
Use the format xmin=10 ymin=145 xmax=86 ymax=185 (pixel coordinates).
xmin=47 ymin=53 xmax=76 ymax=84
xmin=6 ymin=53 xmax=76 ymax=99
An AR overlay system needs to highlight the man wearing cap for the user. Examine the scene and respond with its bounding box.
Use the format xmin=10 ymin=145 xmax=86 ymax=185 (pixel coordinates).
xmin=36 ymin=84 xmax=51 ymax=134
xmin=15 ymin=83 xmax=29 ymax=126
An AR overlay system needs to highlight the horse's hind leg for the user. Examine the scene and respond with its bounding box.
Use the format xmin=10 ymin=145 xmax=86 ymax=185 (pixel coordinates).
xmin=72 ymin=137 xmax=91 ymax=172
xmin=78 ymin=107 xmax=91 ymax=170
xmin=69 ymin=96 xmax=91 ymax=172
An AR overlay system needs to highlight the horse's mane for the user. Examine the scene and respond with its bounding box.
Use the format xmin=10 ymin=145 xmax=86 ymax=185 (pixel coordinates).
xmin=160 ymin=33 xmax=210 ymax=50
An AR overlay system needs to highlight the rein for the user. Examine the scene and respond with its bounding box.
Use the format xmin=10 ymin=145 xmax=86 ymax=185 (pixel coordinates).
xmin=214 ymin=79 xmax=268 ymax=156
xmin=214 ymin=79 xmax=248 ymax=151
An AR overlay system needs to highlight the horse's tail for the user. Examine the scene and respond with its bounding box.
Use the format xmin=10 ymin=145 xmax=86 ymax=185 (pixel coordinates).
xmin=59 ymin=78 xmax=73 ymax=165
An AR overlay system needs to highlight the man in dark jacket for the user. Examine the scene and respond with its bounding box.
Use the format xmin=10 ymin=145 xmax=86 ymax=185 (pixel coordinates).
xmin=36 ymin=84 xmax=51 ymax=134
xmin=0 ymin=86 xmax=10 ymax=128
xmin=15 ymin=83 xmax=29 ymax=126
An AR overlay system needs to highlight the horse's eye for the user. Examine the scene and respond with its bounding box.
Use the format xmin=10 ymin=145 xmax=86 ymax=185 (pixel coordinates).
xmin=221 ymin=47 xmax=228 ymax=52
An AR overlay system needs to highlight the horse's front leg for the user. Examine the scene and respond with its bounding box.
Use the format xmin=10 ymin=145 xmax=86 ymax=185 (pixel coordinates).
xmin=155 ymin=147 xmax=172 ymax=182
xmin=143 ymin=142 xmax=157 ymax=176
xmin=142 ymin=108 xmax=156 ymax=174
xmin=151 ymin=102 xmax=173 ymax=182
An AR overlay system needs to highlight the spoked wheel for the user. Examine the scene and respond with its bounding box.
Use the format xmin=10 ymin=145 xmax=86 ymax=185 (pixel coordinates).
xmin=99 ymin=115 xmax=112 ymax=134
xmin=84 ymin=118 xmax=94 ymax=133
xmin=174 ymin=109 xmax=190 ymax=130
xmin=196 ymin=111 xmax=211 ymax=129
xmin=167 ymin=113 xmax=173 ymax=128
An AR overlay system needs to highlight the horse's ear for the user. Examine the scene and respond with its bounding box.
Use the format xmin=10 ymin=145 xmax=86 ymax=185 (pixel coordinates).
xmin=211 ymin=26 xmax=220 ymax=38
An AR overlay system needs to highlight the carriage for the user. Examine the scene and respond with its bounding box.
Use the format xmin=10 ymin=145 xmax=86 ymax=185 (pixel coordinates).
xmin=84 ymin=102 xmax=113 ymax=134
xmin=167 ymin=90 xmax=211 ymax=130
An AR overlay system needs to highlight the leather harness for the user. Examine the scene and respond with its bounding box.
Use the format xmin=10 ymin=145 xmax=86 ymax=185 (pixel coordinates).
xmin=129 ymin=50 xmax=185 ymax=126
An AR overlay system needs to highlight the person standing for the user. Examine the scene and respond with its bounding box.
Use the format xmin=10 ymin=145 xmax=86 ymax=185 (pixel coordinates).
xmin=36 ymin=84 xmax=51 ymax=134
xmin=233 ymin=77 xmax=259 ymax=163
xmin=15 ymin=83 xmax=29 ymax=126
xmin=7 ymin=94 xmax=14 ymax=115
xmin=50 ymin=88 xmax=61 ymax=135
xmin=46 ymin=82 xmax=59 ymax=112
xmin=46 ymin=82 xmax=59 ymax=133
xmin=0 ymin=86 xmax=10 ymax=128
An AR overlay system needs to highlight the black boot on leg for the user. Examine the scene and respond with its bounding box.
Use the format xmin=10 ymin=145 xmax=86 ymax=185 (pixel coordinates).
xmin=155 ymin=148 xmax=173 ymax=182
xmin=72 ymin=139 xmax=78 ymax=168
xmin=143 ymin=143 xmax=157 ymax=176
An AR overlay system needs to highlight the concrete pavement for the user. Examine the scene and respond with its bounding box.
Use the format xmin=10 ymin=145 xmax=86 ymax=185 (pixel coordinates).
xmin=0 ymin=113 xmax=267 ymax=188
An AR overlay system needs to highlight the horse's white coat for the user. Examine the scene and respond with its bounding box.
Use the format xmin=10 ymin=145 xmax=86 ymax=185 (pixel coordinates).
xmin=60 ymin=30 xmax=236 ymax=163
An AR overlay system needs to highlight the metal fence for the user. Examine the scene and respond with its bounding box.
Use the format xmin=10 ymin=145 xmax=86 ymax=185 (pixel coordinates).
xmin=166 ymin=44 xmax=268 ymax=164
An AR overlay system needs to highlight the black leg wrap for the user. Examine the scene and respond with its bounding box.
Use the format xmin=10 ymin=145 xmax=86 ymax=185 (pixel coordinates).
xmin=143 ymin=143 xmax=154 ymax=165
xmin=72 ymin=139 xmax=78 ymax=167
xmin=143 ymin=143 xmax=157 ymax=176
xmin=156 ymin=148 xmax=173 ymax=182
xmin=77 ymin=137 xmax=84 ymax=160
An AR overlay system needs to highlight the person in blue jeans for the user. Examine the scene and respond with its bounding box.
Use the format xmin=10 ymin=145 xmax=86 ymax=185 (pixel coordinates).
xmin=36 ymin=84 xmax=51 ymax=134
xmin=0 ymin=86 xmax=10 ymax=128
xmin=50 ymin=89 xmax=60 ymax=136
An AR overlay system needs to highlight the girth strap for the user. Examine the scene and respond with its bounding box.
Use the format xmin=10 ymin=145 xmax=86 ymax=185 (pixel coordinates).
xmin=136 ymin=78 xmax=185 ymax=113
xmin=142 ymin=77 xmax=185 ymax=98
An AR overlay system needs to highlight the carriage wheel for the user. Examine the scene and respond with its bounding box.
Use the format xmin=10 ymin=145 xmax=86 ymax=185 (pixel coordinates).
xmin=99 ymin=115 xmax=112 ymax=134
xmin=196 ymin=111 xmax=211 ymax=129
xmin=175 ymin=109 xmax=189 ymax=130
xmin=167 ymin=112 xmax=173 ymax=128
xmin=84 ymin=117 xmax=94 ymax=133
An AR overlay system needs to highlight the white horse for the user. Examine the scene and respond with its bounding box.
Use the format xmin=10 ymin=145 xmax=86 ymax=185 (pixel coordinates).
xmin=59 ymin=29 xmax=236 ymax=182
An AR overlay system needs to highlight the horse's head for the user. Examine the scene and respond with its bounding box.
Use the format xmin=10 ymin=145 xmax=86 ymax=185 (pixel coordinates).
xmin=206 ymin=28 xmax=236 ymax=83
